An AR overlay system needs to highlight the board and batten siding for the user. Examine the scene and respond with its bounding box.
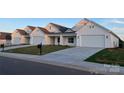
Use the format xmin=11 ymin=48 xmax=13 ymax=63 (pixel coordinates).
xmin=76 ymin=22 xmax=119 ymax=48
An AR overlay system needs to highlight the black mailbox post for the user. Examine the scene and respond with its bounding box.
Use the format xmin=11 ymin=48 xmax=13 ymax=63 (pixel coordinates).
xmin=37 ymin=42 xmax=43 ymax=55
xmin=1 ymin=44 xmax=5 ymax=52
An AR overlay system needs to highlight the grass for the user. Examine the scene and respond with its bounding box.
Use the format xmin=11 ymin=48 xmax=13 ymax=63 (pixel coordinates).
xmin=5 ymin=45 xmax=72 ymax=55
xmin=85 ymin=48 xmax=124 ymax=66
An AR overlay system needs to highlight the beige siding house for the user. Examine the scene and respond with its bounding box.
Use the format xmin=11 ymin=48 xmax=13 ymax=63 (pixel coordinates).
xmin=11 ymin=29 xmax=29 ymax=45
xmin=0 ymin=32 xmax=11 ymax=45
xmin=12 ymin=26 xmax=36 ymax=45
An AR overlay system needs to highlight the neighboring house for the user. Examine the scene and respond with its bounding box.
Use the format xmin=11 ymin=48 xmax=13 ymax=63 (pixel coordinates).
xmin=30 ymin=27 xmax=50 ymax=45
xmin=30 ymin=23 xmax=76 ymax=46
xmin=74 ymin=18 xmax=120 ymax=48
xmin=0 ymin=32 xmax=11 ymax=45
xmin=12 ymin=26 xmax=36 ymax=45
xmin=11 ymin=29 xmax=29 ymax=45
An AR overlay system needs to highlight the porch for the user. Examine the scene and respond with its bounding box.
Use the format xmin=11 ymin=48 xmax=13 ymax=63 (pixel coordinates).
xmin=48 ymin=33 xmax=76 ymax=46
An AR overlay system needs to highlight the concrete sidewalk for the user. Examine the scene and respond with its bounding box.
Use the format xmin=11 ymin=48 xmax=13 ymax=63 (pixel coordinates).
xmin=0 ymin=46 xmax=124 ymax=74
xmin=0 ymin=45 xmax=33 ymax=51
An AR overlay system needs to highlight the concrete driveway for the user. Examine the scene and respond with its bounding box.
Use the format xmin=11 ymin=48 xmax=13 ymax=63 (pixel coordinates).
xmin=40 ymin=47 xmax=103 ymax=64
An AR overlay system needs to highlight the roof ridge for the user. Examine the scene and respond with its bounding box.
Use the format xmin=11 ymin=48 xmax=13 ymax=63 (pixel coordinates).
xmin=0 ymin=32 xmax=11 ymax=34
xmin=16 ymin=29 xmax=25 ymax=31
xmin=49 ymin=23 xmax=68 ymax=28
xmin=37 ymin=27 xmax=49 ymax=34
xmin=27 ymin=25 xmax=36 ymax=27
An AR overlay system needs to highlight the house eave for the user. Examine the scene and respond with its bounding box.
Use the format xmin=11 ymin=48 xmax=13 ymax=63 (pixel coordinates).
xmin=48 ymin=32 xmax=76 ymax=37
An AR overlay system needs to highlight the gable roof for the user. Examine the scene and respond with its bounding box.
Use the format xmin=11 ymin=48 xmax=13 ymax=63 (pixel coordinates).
xmin=16 ymin=29 xmax=28 ymax=35
xmin=72 ymin=21 xmax=88 ymax=31
xmin=65 ymin=28 xmax=76 ymax=33
xmin=0 ymin=32 xmax=11 ymax=40
xmin=46 ymin=23 xmax=69 ymax=33
xmin=37 ymin=27 xmax=50 ymax=34
xmin=75 ymin=18 xmax=120 ymax=39
xmin=27 ymin=26 xmax=36 ymax=31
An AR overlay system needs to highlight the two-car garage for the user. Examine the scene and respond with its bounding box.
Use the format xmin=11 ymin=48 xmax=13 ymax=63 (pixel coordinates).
xmin=30 ymin=36 xmax=44 ymax=45
xmin=80 ymin=35 xmax=105 ymax=48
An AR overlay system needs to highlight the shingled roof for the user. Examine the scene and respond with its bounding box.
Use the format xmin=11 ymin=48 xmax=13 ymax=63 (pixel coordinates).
xmin=27 ymin=26 xmax=36 ymax=31
xmin=48 ymin=23 xmax=69 ymax=33
xmin=37 ymin=27 xmax=50 ymax=34
xmin=0 ymin=32 xmax=11 ymax=40
xmin=16 ymin=29 xmax=28 ymax=35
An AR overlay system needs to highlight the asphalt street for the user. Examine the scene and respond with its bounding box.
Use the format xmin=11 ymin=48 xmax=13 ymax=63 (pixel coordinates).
xmin=0 ymin=56 xmax=98 ymax=75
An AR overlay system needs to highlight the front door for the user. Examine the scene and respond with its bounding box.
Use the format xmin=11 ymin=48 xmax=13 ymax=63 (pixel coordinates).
xmin=57 ymin=37 xmax=60 ymax=45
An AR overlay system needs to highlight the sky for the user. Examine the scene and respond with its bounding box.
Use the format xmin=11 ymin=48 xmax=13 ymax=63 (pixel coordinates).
xmin=0 ymin=18 xmax=124 ymax=36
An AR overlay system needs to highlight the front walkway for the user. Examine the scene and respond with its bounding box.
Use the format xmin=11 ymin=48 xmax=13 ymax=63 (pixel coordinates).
xmin=0 ymin=46 xmax=124 ymax=74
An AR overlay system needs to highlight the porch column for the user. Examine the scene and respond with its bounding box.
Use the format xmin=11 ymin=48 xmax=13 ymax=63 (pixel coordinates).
xmin=60 ymin=35 xmax=64 ymax=45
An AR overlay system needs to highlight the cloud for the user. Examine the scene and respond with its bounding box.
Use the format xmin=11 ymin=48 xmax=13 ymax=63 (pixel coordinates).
xmin=100 ymin=19 xmax=124 ymax=26
xmin=111 ymin=19 xmax=124 ymax=24
xmin=111 ymin=27 xmax=124 ymax=34
xmin=112 ymin=27 xmax=124 ymax=31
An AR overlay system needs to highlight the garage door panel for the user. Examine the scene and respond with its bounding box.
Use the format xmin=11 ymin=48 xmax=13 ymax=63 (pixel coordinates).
xmin=81 ymin=35 xmax=105 ymax=47
xmin=13 ymin=37 xmax=20 ymax=44
xmin=32 ymin=36 xmax=44 ymax=45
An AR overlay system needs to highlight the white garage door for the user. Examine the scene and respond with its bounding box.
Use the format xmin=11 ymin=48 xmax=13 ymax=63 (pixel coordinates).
xmin=31 ymin=36 xmax=44 ymax=45
xmin=13 ymin=37 xmax=20 ymax=45
xmin=81 ymin=35 xmax=105 ymax=47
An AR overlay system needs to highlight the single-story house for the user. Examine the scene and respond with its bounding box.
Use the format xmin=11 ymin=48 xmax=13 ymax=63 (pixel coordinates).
xmin=12 ymin=26 xmax=36 ymax=45
xmin=0 ymin=32 xmax=11 ymax=45
xmin=30 ymin=19 xmax=120 ymax=48
xmin=11 ymin=29 xmax=29 ymax=45
xmin=30 ymin=23 xmax=77 ymax=46
xmin=11 ymin=19 xmax=120 ymax=48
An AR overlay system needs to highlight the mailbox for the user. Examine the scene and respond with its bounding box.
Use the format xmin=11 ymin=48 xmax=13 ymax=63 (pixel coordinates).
xmin=37 ymin=44 xmax=42 ymax=48
xmin=1 ymin=44 xmax=4 ymax=48
xmin=0 ymin=44 xmax=5 ymax=52
xmin=37 ymin=42 xmax=43 ymax=55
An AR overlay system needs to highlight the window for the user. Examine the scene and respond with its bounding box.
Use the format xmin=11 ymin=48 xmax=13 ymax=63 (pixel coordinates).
xmin=49 ymin=26 xmax=51 ymax=30
xmin=92 ymin=25 xmax=94 ymax=28
xmin=89 ymin=25 xmax=95 ymax=29
xmin=106 ymin=36 xmax=108 ymax=39
xmin=57 ymin=37 xmax=60 ymax=42
xmin=68 ymin=37 xmax=74 ymax=43
xmin=89 ymin=25 xmax=92 ymax=28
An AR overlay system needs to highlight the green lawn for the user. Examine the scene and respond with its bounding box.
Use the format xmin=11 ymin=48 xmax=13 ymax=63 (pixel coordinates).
xmin=85 ymin=48 xmax=124 ymax=66
xmin=5 ymin=45 xmax=72 ymax=55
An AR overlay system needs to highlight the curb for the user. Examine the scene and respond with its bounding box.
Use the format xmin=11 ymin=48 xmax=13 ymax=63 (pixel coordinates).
xmin=0 ymin=52 xmax=124 ymax=75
